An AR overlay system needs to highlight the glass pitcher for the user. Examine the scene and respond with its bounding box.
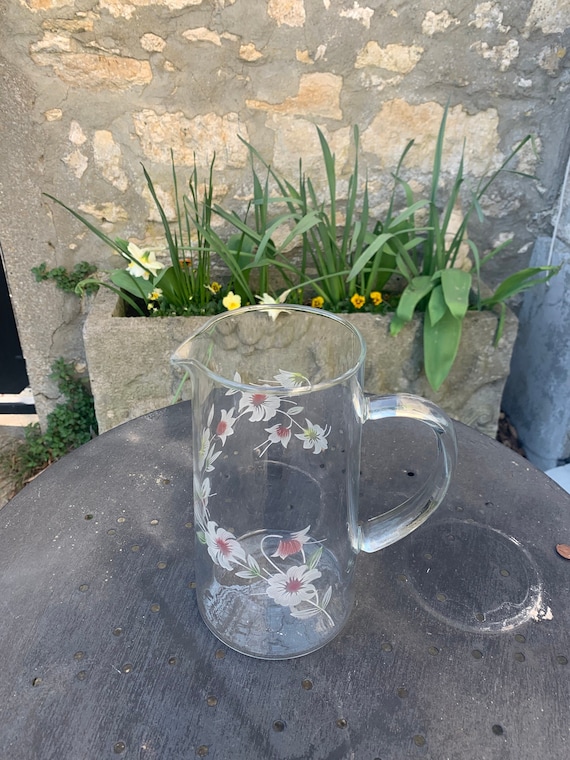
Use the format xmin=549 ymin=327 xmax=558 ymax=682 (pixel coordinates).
xmin=172 ymin=304 xmax=457 ymax=659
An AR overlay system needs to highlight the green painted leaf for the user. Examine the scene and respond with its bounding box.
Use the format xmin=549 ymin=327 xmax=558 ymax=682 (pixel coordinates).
xmin=396 ymin=276 xmax=434 ymax=322
xmin=440 ymin=268 xmax=471 ymax=319
xmin=308 ymin=545 xmax=323 ymax=570
xmin=423 ymin=307 xmax=463 ymax=391
xmin=197 ymin=531 xmax=207 ymax=545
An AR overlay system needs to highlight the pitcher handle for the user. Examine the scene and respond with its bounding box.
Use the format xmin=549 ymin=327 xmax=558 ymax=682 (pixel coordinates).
xmin=358 ymin=393 xmax=457 ymax=553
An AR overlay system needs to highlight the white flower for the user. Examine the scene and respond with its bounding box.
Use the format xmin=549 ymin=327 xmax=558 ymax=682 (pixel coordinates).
xmin=204 ymin=521 xmax=246 ymax=571
xmin=125 ymin=242 xmax=164 ymax=280
xmin=239 ymin=391 xmax=281 ymax=422
xmin=271 ymin=526 xmax=311 ymax=559
xmin=273 ymin=369 xmax=310 ymax=389
xmin=265 ymin=422 xmax=292 ymax=448
xmin=216 ymin=408 xmax=236 ymax=445
xmin=255 ymin=291 xmax=291 ymax=321
xmin=266 ymin=564 xmax=321 ymax=607
xmin=295 ymin=419 xmax=330 ymax=454
xmin=198 ymin=428 xmax=220 ymax=472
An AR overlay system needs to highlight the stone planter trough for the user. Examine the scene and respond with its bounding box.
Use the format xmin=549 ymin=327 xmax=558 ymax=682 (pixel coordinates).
xmin=84 ymin=286 xmax=518 ymax=436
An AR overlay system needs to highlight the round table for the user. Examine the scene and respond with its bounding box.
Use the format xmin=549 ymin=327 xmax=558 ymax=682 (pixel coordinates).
xmin=0 ymin=403 xmax=569 ymax=759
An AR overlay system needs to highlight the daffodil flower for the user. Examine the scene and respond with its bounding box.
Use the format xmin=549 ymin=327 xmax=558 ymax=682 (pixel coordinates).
xmin=125 ymin=242 xmax=164 ymax=280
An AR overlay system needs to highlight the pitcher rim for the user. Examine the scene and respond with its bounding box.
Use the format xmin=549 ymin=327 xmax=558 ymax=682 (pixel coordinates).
xmin=171 ymin=303 xmax=367 ymax=395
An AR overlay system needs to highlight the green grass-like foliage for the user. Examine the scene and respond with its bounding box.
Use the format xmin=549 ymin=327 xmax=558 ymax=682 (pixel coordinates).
xmin=0 ymin=359 xmax=98 ymax=496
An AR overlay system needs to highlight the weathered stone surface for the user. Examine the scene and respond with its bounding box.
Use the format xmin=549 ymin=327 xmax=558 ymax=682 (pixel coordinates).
xmin=267 ymin=0 xmax=306 ymax=27
xmin=93 ymin=130 xmax=129 ymax=192
xmin=362 ymin=100 xmax=501 ymax=175
xmin=525 ymin=0 xmax=570 ymax=34
xmin=30 ymin=52 xmax=153 ymax=90
xmin=85 ymin=287 xmax=517 ymax=437
xmin=246 ymin=73 xmax=343 ymax=120
xmin=422 ymin=10 xmax=460 ymax=35
xmin=132 ymin=110 xmax=249 ymax=169
xmin=355 ymin=42 xmax=424 ymax=73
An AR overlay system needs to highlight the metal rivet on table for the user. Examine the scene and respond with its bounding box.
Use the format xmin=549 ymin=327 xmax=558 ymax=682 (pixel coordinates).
xmin=78 ymin=584 xmax=89 ymax=592
xmin=131 ymin=545 xmax=140 ymax=552
xmin=196 ymin=746 xmax=208 ymax=757
xmin=117 ymin=517 xmax=126 ymax=524
xmin=107 ymin=529 xmax=116 ymax=536
xmin=84 ymin=514 xmax=94 ymax=520
xmin=428 ymin=646 xmax=440 ymax=656
xmin=206 ymin=695 xmax=218 ymax=707
xmin=31 ymin=677 xmax=42 ymax=686
xmin=381 ymin=642 xmax=393 ymax=652
xmin=515 ymin=634 xmax=526 ymax=643
xmin=214 ymin=649 xmax=226 ymax=659
xmin=76 ymin=670 xmax=87 ymax=681
xmin=113 ymin=741 xmax=126 ymax=754
xmin=185 ymin=522 xmax=193 ymax=529
xmin=150 ymin=603 xmax=160 ymax=613
xmin=397 ymin=687 xmax=409 ymax=698
xmin=150 ymin=519 xmax=159 ymax=526
xmin=556 ymin=655 xmax=568 ymax=665
xmin=112 ymin=627 xmax=123 ymax=636
xmin=514 ymin=652 xmax=525 ymax=662
xmin=492 ymin=724 xmax=504 ymax=736
xmin=413 ymin=735 xmax=426 ymax=747
xmin=472 ymin=649 xmax=483 ymax=660
xmin=121 ymin=663 xmax=133 ymax=673
xmin=336 ymin=718 xmax=348 ymax=729
xmin=556 ymin=544 xmax=570 ymax=559
xmin=168 ymin=657 xmax=177 ymax=666
xmin=156 ymin=561 xmax=167 ymax=569
xmin=301 ymin=679 xmax=313 ymax=690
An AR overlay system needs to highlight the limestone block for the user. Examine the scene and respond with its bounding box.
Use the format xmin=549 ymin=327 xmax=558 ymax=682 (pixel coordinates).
xmin=362 ymin=100 xmax=501 ymax=175
xmin=355 ymin=42 xmax=424 ymax=73
xmin=93 ymin=131 xmax=129 ymax=192
xmin=339 ymin=3 xmax=374 ymax=28
xmin=100 ymin=0 xmax=203 ymax=20
xmin=132 ymin=110 xmax=249 ymax=169
xmin=30 ymin=52 xmax=153 ymax=90
xmin=525 ymin=0 xmax=570 ymax=34
xmin=246 ymin=73 xmax=343 ymax=120
xmin=267 ymin=0 xmax=306 ymax=27
xmin=422 ymin=10 xmax=460 ymax=35
xmin=84 ymin=287 xmax=517 ymax=437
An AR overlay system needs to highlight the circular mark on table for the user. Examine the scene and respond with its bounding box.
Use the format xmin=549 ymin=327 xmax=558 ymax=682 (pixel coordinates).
xmin=403 ymin=520 xmax=544 ymax=633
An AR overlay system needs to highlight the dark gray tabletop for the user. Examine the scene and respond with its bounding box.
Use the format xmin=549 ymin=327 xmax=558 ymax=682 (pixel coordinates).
xmin=0 ymin=402 xmax=569 ymax=760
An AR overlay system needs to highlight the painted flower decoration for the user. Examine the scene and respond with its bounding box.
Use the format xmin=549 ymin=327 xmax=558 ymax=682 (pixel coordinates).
xmin=271 ymin=526 xmax=311 ymax=559
xmin=205 ymin=521 xmax=246 ymax=571
xmin=216 ymin=408 xmax=236 ymax=444
xmin=295 ymin=419 xmax=330 ymax=454
xmin=266 ymin=564 xmax=322 ymax=608
xmin=239 ymin=391 xmax=281 ymax=422
xmin=265 ymin=422 xmax=292 ymax=449
xmin=273 ymin=370 xmax=310 ymax=389
xmin=125 ymin=242 xmax=164 ymax=280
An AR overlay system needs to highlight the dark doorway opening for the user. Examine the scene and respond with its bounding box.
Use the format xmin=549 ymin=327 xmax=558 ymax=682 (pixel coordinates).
xmin=0 ymin=246 xmax=35 ymax=413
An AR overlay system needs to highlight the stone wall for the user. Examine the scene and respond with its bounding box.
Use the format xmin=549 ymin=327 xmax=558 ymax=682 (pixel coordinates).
xmin=0 ymin=0 xmax=569 ymax=426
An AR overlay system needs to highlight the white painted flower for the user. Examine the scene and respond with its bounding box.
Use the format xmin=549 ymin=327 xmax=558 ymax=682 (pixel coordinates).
xmin=239 ymin=391 xmax=281 ymax=422
xmin=266 ymin=564 xmax=321 ymax=607
xmin=204 ymin=521 xmax=246 ymax=571
xmin=125 ymin=242 xmax=164 ymax=280
xmin=273 ymin=369 xmax=310 ymax=389
xmin=265 ymin=422 xmax=292 ymax=448
xmin=295 ymin=419 xmax=330 ymax=454
xmin=216 ymin=408 xmax=236 ymax=444
xmin=271 ymin=526 xmax=311 ymax=559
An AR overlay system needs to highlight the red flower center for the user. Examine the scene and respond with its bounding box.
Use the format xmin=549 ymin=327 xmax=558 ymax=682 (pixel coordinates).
xmin=276 ymin=425 xmax=289 ymax=439
xmin=215 ymin=537 xmax=231 ymax=556
xmin=285 ymin=578 xmax=303 ymax=593
xmin=251 ymin=393 xmax=267 ymax=407
xmin=216 ymin=420 xmax=227 ymax=436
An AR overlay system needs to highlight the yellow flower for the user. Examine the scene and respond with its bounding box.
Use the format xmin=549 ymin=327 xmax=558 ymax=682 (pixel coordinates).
xmin=311 ymin=296 xmax=324 ymax=309
xmin=222 ymin=291 xmax=242 ymax=311
xmin=150 ymin=288 xmax=163 ymax=301
xmin=370 ymin=291 xmax=383 ymax=306
xmin=126 ymin=242 xmax=164 ymax=280
xmin=350 ymin=293 xmax=365 ymax=309
xmin=208 ymin=281 xmax=222 ymax=293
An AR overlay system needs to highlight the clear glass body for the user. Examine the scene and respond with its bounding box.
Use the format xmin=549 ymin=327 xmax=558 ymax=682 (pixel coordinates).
xmin=172 ymin=305 xmax=456 ymax=659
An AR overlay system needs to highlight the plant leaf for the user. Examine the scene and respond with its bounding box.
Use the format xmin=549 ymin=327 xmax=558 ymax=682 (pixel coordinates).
xmin=427 ymin=284 xmax=447 ymax=326
xmin=480 ymin=266 xmax=560 ymax=307
xmin=440 ymin=268 xmax=472 ymax=319
xmin=396 ymin=276 xmax=434 ymax=322
xmin=308 ymin=545 xmax=323 ymax=570
xmin=423 ymin=307 xmax=463 ymax=391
